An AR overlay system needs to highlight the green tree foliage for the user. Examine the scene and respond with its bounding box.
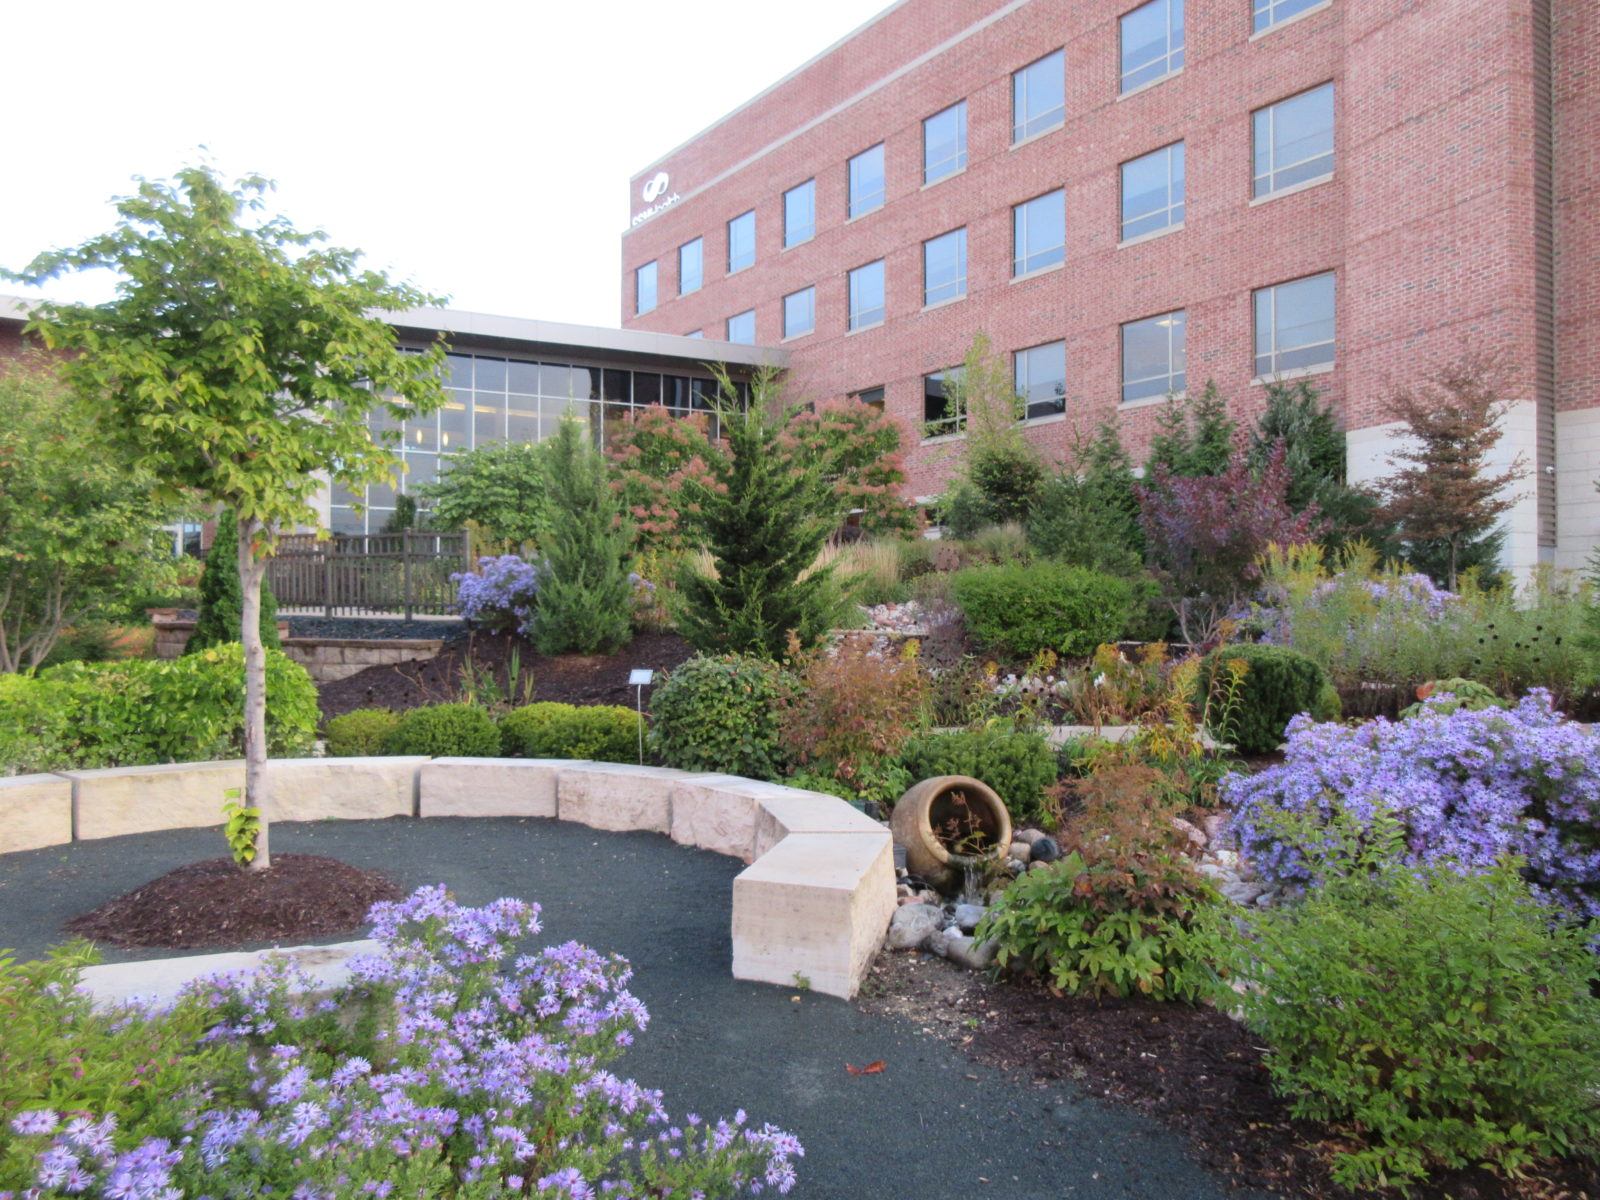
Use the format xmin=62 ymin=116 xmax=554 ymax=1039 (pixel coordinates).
xmin=0 ymin=358 xmax=171 ymax=673
xmin=381 ymin=494 xmax=420 ymax=535
xmin=605 ymin=407 xmax=718 ymax=554
xmin=186 ymin=511 xmax=281 ymax=653
xmin=1196 ymin=643 xmax=1338 ymax=754
xmin=1146 ymin=381 xmax=1235 ymax=478
xmin=1026 ymin=419 xmax=1145 ymax=574
xmin=934 ymin=334 xmax=1045 ymax=527
xmin=530 ymin=418 xmax=634 ymax=656
xmin=10 ymin=165 xmax=448 ymax=869
xmin=417 ymin=441 xmax=554 ymax=549
xmin=675 ymin=371 xmax=844 ymax=657
xmin=1377 ymin=354 xmax=1525 ymax=589
xmin=1248 ymin=380 xmax=1388 ymax=554
xmin=784 ymin=398 xmax=919 ymax=536
xmin=950 ymin=562 xmax=1134 ymax=658
xmin=647 ymin=653 xmax=794 ymax=779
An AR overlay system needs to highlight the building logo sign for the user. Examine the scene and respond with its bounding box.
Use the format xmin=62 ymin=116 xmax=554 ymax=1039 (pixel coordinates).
xmin=632 ymin=170 xmax=681 ymax=227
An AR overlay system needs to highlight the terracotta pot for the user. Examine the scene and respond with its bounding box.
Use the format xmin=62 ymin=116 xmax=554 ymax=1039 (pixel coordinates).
xmin=890 ymin=775 xmax=1012 ymax=893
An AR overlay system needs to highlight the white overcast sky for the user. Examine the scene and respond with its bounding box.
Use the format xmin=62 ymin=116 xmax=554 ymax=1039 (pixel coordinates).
xmin=2 ymin=0 xmax=884 ymax=327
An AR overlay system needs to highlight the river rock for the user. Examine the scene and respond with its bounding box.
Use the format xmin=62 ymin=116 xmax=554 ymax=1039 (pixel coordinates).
xmin=1029 ymin=836 xmax=1061 ymax=864
xmin=1171 ymin=817 xmax=1206 ymax=851
xmin=952 ymin=903 xmax=987 ymax=933
xmin=942 ymin=933 xmax=999 ymax=971
xmin=1220 ymin=879 xmax=1266 ymax=906
xmin=1013 ymin=828 xmax=1047 ymax=847
xmin=1008 ymin=840 xmax=1032 ymax=863
xmin=887 ymin=903 xmax=943 ymax=950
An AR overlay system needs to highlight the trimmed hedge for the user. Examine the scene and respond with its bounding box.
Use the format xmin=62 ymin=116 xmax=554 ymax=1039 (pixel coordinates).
xmin=950 ymin=563 xmax=1133 ymax=659
xmin=648 ymin=653 xmax=793 ymax=779
xmin=324 ymin=708 xmax=402 ymax=757
xmin=1198 ymin=643 xmax=1339 ymax=755
xmin=499 ymin=702 xmax=640 ymax=764
xmin=899 ymin=727 xmax=1058 ymax=828
xmin=380 ymin=703 xmax=501 ymax=758
xmin=0 ymin=645 xmax=317 ymax=773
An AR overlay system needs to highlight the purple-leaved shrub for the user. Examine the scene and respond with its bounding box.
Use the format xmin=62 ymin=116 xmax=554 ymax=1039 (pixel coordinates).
xmin=3 ymin=886 xmax=801 ymax=1198
xmin=1225 ymin=690 xmax=1600 ymax=922
xmin=451 ymin=554 xmax=543 ymax=637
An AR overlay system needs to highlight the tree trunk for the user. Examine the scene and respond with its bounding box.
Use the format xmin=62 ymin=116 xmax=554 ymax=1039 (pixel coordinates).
xmin=238 ymin=516 xmax=272 ymax=871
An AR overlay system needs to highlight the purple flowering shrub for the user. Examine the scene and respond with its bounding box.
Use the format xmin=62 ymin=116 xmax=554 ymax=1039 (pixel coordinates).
xmin=1225 ymin=691 xmax=1600 ymax=922
xmin=2 ymin=886 xmax=801 ymax=1198
xmin=451 ymin=555 xmax=543 ymax=637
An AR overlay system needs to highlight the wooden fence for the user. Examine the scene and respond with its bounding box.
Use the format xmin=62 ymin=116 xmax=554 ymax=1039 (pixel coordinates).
xmin=267 ymin=531 xmax=470 ymax=619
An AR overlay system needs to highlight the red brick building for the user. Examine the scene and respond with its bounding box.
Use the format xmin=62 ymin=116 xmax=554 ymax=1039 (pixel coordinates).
xmin=621 ymin=0 xmax=1599 ymax=577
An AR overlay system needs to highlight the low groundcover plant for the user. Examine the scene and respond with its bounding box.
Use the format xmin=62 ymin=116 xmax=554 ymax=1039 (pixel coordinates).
xmin=1 ymin=885 xmax=800 ymax=1198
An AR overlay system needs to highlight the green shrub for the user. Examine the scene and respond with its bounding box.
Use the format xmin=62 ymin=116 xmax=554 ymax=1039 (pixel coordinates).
xmin=648 ymin=653 xmax=792 ymax=779
xmin=380 ymin=703 xmax=500 ymax=757
xmin=899 ymin=727 xmax=1057 ymax=828
xmin=1201 ymin=828 xmax=1600 ymax=1192
xmin=950 ymin=563 xmax=1133 ymax=659
xmin=0 ymin=645 xmax=316 ymax=772
xmin=1197 ymin=643 xmax=1337 ymax=754
xmin=499 ymin=701 xmax=640 ymax=764
xmin=324 ymin=708 xmax=402 ymax=757
xmin=186 ymin=510 xmax=281 ymax=653
xmin=1398 ymin=677 xmax=1505 ymax=718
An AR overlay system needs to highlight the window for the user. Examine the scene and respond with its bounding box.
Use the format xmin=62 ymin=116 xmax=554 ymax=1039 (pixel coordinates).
xmin=1015 ymin=341 xmax=1066 ymax=420
xmin=853 ymin=386 xmax=885 ymax=409
xmin=685 ymin=330 xmax=704 ymax=339
xmin=783 ymin=286 xmax=815 ymax=339
xmin=678 ymin=238 xmax=703 ymax=295
xmin=1253 ymin=83 xmax=1334 ymax=198
xmin=1254 ymin=272 xmax=1335 ymax=377
xmin=635 ymin=262 xmax=657 ymax=315
xmin=1013 ymin=189 xmax=1066 ymax=277
xmin=848 ymin=144 xmax=886 ymax=219
xmin=727 ymin=210 xmax=756 ymax=273
xmin=923 ymin=228 xmax=967 ymax=307
xmin=784 ymin=180 xmax=815 ymax=247
xmin=923 ymin=367 xmax=965 ymax=437
xmin=726 ymin=309 xmax=756 ymax=345
xmin=1121 ymin=141 xmax=1185 ymax=241
xmin=1013 ymin=49 xmax=1065 ymax=142
xmin=1254 ymin=0 xmax=1324 ymax=34
xmin=1122 ymin=310 xmax=1187 ymax=402
xmin=848 ymin=260 xmax=885 ymax=331
xmin=1120 ymin=0 xmax=1184 ymax=93
xmin=923 ymin=101 xmax=968 ymax=185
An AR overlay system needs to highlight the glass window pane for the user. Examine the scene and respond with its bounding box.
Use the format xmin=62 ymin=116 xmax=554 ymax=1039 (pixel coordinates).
xmin=784 ymin=180 xmax=815 ymax=247
xmin=636 ymin=261 xmax=658 ymax=315
xmin=783 ymin=287 xmax=815 ymax=339
xmin=474 ymin=393 xmax=504 ymax=443
xmin=446 ymin=353 xmax=474 ymax=389
xmin=473 ymin=357 xmax=506 ymax=394
xmin=923 ymin=228 xmax=967 ymax=307
xmin=404 ymin=411 xmax=437 ymax=452
xmin=402 ymin=451 xmax=437 ymax=491
xmin=1016 ymin=341 xmax=1066 ymax=420
xmin=439 ymin=391 xmax=470 ymax=452
xmin=849 ymin=144 xmax=885 ymax=219
xmin=507 ymin=358 xmax=539 ymax=395
xmin=506 ymin=396 xmax=540 ymax=443
xmin=855 ymin=386 xmax=885 ymax=409
xmin=848 ymin=260 xmax=886 ymax=331
xmin=923 ymin=101 xmax=968 ymax=185
xmin=1121 ymin=0 xmax=1184 ymax=93
xmin=1013 ymin=190 xmax=1066 ymax=277
xmin=727 ymin=210 xmax=756 ymax=273
xmin=726 ymin=309 xmax=756 ymax=344
xmin=539 ymin=363 xmax=574 ymax=398
xmin=679 ymin=238 xmax=703 ymax=295
xmin=923 ymin=367 xmax=964 ymax=436
xmin=601 ymin=368 xmax=630 ymax=403
xmin=1254 ymin=0 xmax=1323 ymax=34
xmin=633 ymin=372 xmax=662 ymax=406
xmin=1013 ymin=49 xmax=1065 ymax=142
xmin=1255 ymin=273 xmax=1335 ymax=376
xmin=1255 ymin=83 xmax=1334 ymax=197
xmin=1121 ymin=142 xmax=1184 ymax=241
xmin=1121 ymin=310 xmax=1187 ymax=403
xmin=330 ymin=506 xmax=365 ymax=535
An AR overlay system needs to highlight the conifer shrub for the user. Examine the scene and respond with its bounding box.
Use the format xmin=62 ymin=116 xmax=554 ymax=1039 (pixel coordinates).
xmin=380 ymin=702 xmax=500 ymax=757
xmin=898 ymin=727 xmax=1057 ymax=828
xmin=1196 ymin=643 xmax=1337 ymax=754
xmin=324 ymin=707 xmax=402 ymax=757
xmin=950 ymin=562 xmax=1132 ymax=658
xmin=185 ymin=510 xmax=280 ymax=653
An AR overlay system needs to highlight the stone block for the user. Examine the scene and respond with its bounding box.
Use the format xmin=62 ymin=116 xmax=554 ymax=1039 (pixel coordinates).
xmin=668 ymin=774 xmax=763 ymax=860
xmin=270 ymin=757 xmax=426 ymax=821
xmin=732 ymin=831 xmax=896 ymax=999
xmin=556 ymin=763 xmax=688 ymax=833
xmin=420 ymin=758 xmax=561 ymax=819
xmin=80 ymin=939 xmax=380 ymax=1011
xmin=0 ymin=773 xmax=73 ymax=853
xmin=68 ymin=760 xmax=246 ymax=839
xmin=751 ymin=790 xmax=886 ymax=858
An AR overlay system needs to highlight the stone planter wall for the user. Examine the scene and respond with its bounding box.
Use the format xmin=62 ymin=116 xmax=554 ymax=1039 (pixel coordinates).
xmin=0 ymin=758 xmax=895 ymax=999
xmin=149 ymin=618 xmax=443 ymax=682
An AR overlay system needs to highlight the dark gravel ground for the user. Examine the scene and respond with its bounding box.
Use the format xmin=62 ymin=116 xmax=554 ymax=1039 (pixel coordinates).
xmin=0 ymin=819 xmax=1274 ymax=1200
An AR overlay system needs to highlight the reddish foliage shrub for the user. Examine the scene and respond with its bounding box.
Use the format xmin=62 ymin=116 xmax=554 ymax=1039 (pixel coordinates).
xmin=778 ymin=633 xmax=928 ymax=789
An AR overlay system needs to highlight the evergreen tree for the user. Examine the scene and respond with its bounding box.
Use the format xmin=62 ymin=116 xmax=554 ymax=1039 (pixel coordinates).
xmin=1378 ymin=354 xmax=1526 ymax=590
xmin=1026 ymin=420 xmax=1144 ymax=573
xmin=186 ymin=510 xmax=281 ymax=653
xmin=1146 ymin=381 xmax=1235 ymax=478
xmin=530 ymin=417 xmax=634 ymax=656
xmin=936 ymin=333 xmax=1045 ymax=526
xmin=676 ymin=370 xmax=842 ymax=658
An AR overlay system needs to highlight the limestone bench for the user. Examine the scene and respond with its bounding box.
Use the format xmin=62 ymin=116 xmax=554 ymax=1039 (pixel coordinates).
xmin=1 ymin=757 xmax=896 ymax=999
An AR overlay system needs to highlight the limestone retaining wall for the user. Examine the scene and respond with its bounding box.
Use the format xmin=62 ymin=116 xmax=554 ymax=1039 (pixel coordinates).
xmin=2 ymin=756 xmax=894 ymax=999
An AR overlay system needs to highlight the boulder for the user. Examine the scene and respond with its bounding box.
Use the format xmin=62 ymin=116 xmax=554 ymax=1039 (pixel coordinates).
xmin=942 ymin=933 xmax=999 ymax=971
xmin=952 ymin=903 xmax=987 ymax=933
xmin=887 ymin=903 xmax=944 ymax=950
xmin=1007 ymin=840 xmax=1032 ymax=863
xmin=1029 ymin=836 xmax=1062 ymax=864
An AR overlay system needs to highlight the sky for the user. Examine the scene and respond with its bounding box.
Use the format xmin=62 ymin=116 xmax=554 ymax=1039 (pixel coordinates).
xmin=1 ymin=0 xmax=886 ymax=327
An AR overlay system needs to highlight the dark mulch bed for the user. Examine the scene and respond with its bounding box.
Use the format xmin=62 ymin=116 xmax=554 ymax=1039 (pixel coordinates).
xmin=65 ymin=855 xmax=402 ymax=949
xmin=317 ymin=629 xmax=695 ymax=721
xmin=287 ymin=616 xmax=463 ymax=641
xmin=863 ymin=950 xmax=1598 ymax=1200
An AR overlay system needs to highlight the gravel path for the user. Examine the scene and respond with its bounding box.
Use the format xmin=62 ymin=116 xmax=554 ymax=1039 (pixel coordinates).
xmin=0 ymin=819 xmax=1277 ymax=1200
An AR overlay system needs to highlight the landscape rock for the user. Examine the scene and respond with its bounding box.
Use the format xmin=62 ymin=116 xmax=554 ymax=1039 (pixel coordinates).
xmin=942 ymin=933 xmax=999 ymax=971
xmin=1170 ymin=817 xmax=1206 ymax=851
xmin=1202 ymin=813 xmax=1230 ymax=844
xmin=1013 ymin=828 xmax=1047 ymax=847
xmin=1005 ymin=857 xmax=1026 ymax=876
xmin=887 ymin=903 xmax=944 ymax=950
xmin=1007 ymin=840 xmax=1032 ymax=863
xmin=1029 ymin=836 xmax=1062 ymax=864
xmin=952 ymin=903 xmax=987 ymax=933
xmin=1027 ymin=860 xmax=1050 ymax=872
xmin=1220 ymin=879 xmax=1266 ymax=906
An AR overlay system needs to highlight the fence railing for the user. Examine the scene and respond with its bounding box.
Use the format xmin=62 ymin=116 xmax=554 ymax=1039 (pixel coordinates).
xmin=267 ymin=531 xmax=469 ymax=619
